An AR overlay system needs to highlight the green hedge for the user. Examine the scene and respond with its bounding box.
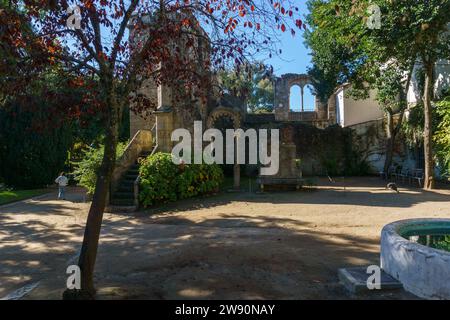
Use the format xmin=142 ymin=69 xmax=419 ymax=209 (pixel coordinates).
xmin=0 ymin=98 xmax=73 ymax=188
xmin=139 ymin=152 xmax=224 ymax=207
xmin=72 ymin=142 xmax=127 ymax=195
xmin=435 ymin=96 xmax=450 ymax=177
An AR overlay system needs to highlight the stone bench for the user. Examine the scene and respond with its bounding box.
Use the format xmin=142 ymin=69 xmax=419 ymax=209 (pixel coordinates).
xmin=256 ymin=176 xmax=304 ymax=191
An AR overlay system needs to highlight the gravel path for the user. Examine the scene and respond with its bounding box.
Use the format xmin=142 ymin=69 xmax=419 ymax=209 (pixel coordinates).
xmin=1 ymin=178 xmax=449 ymax=299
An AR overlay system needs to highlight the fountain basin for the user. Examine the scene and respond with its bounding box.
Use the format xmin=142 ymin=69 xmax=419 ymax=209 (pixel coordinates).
xmin=381 ymin=219 xmax=450 ymax=300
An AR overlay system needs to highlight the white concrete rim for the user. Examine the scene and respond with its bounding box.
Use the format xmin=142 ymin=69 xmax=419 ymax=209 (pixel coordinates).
xmin=382 ymin=218 xmax=450 ymax=258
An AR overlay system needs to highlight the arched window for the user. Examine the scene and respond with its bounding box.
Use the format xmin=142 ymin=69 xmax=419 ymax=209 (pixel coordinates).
xmin=289 ymin=85 xmax=301 ymax=111
xmin=303 ymin=85 xmax=316 ymax=111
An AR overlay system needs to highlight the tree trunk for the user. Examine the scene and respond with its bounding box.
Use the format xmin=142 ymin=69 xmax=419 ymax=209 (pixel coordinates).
xmin=63 ymin=86 xmax=120 ymax=299
xmin=384 ymin=111 xmax=395 ymax=174
xmin=383 ymin=63 xmax=413 ymax=175
xmin=423 ymin=60 xmax=435 ymax=189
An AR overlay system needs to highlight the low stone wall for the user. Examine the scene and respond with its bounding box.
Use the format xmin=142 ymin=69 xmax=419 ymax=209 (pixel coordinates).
xmin=347 ymin=116 xmax=414 ymax=174
xmin=347 ymin=118 xmax=386 ymax=174
xmin=111 ymin=129 xmax=152 ymax=194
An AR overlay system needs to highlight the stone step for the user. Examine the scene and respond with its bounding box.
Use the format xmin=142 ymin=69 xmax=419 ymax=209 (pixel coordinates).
xmin=338 ymin=267 xmax=403 ymax=294
xmin=117 ymin=186 xmax=134 ymax=193
xmin=112 ymin=192 xmax=134 ymax=199
xmin=106 ymin=205 xmax=137 ymax=213
xmin=120 ymin=180 xmax=135 ymax=188
xmin=127 ymin=169 xmax=139 ymax=175
xmin=124 ymin=173 xmax=139 ymax=180
xmin=110 ymin=198 xmax=135 ymax=206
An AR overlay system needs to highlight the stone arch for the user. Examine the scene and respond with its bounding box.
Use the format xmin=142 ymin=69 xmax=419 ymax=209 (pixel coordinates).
xmin=274 ymin=73 xmax=329 ymax=121
xmin=207 ymin=106 xmax=242 ymax=129
xmin=206 ymin=106 xmax=242 ymax=190
xmin=289 ymin=85 xmax=302 ymax=111
xmin=279 ymin=74 xmax=313 ymax=113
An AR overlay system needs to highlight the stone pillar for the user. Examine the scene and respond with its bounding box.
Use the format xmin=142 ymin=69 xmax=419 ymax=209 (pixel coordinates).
xmin=274 ymin=76 xmax=290 ymax=121
xmin=327 ymin=93 xmax=337 ymax=123
xmin=316 ymin=96 xmax=327 ymax=120
xmin=233 ymin=136 xmax=241 ymax=190
xmin=155 ymin=111 xmax=174 ymax=153
xmin=278 ymin=143 xmax=298 ymax=178
xmin=158 ymin=84 xmax=172 ymax=109
xmin=300 ymin=85 xmax=305 ymax=113
xmin=233 ymin=164 xmax=241 ymax=190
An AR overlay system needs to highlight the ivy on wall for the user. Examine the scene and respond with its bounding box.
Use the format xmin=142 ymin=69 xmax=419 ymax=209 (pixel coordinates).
xmin=247 ymin=122 xmax=371 ymax=176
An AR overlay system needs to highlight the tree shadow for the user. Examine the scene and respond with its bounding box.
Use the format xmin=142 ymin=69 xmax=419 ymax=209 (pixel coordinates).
xmin=132 ymin=177 xmax=450 ymax=216
xmin=1 ymin=178 xmax=430 ymax=300
xmin=91 ymin=213 xmax=416 ymax=300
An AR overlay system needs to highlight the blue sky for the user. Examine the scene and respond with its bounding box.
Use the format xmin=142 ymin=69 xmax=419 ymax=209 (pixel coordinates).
xmin=263 ymin=1 xmax=316 ymax=111
xmin=63 ymin=1 xmax=315 ymax=111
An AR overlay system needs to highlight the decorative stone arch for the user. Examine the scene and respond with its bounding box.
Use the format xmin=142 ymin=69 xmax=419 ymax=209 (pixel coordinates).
xmin=206 ymin=106 xmax=242 ymax=190
xmin=207 ymin=106 xmax=242 ymax=129
xmin=274 ymin=73 xmax=329 ymax=121
xmin=274 ymin=73 xmax=313 ymax=113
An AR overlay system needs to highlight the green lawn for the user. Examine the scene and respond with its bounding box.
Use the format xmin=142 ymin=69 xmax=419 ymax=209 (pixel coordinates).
xmin=0 ymin=189 xmax=48 ymax=206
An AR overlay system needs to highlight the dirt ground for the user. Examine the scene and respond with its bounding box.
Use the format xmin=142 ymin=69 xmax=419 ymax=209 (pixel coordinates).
xmin=1 ymin=177 xmax=449 ymax=300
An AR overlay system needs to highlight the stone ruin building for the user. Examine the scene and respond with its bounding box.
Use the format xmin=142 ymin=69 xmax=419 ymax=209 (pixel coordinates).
xmin=107 ymin=13 xmax=389 ymax=210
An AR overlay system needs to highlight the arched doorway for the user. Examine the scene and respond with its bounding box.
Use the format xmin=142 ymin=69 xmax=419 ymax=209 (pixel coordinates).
xmin=207 ymin=107 xmax=242 ymax=190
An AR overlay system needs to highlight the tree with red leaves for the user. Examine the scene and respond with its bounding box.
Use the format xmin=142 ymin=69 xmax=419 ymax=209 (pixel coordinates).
xmin=2 ymin=0 xmax=303 ymax=298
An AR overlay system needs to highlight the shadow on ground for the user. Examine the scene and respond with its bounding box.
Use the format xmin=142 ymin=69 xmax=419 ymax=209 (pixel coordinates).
xmin=1 ymin=179 xmax=441 ymax=299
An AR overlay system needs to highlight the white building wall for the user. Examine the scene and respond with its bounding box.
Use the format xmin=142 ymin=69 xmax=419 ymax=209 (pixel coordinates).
xmin=407 ymin=59 xmax=450 ymax=104
xmin=336 ymin=89 xmax=345 ymax=126
xmin=339 ymin=88 xmax=384 ymax=127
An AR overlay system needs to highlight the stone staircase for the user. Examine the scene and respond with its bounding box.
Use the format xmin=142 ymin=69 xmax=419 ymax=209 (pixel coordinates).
xmin=109 ymin=150 xmax=151 ymax=208
xmin=106 ymin=129 xmax=155 ymax=212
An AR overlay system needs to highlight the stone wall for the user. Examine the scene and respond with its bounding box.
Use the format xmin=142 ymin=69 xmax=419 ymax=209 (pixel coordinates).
xmin=130 ymin=112 xmax=155 ymax=138
xmin=111 ymin=129 xmax=153 ymax=193
xmin=347 ymin=116 xmax=414 ymax=174
xmin=273 ymin=73 xmax=332 ymax=124
xmin=130 ymin=79 xmax=157 ymax=138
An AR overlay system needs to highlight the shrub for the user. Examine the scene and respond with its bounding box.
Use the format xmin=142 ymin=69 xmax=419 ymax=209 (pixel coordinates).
xmin=0 ymin=99 xmax=73 ymax=188
xmin=139 ymin=152 xmax=224 ymax=207
xmin=72 ymin=142 xmax=127 ymax=195
xmin=435 ymin=96 xmax=450 ymax=177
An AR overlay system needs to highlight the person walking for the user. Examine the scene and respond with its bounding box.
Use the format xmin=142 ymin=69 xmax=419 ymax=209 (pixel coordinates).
xmin=55 ymin=172 xmax=69 ymax=200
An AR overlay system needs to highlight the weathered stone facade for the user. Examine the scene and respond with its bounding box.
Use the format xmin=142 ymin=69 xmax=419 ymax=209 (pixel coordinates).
xmin=273 ymin=73 xmax=330 ymax=126
xmin=129 ymin=79 xmax=157 ymax=138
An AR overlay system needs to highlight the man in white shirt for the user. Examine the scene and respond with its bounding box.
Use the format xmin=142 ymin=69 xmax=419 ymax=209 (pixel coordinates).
xmin=55 ymin=172 xmax=69 ymax=200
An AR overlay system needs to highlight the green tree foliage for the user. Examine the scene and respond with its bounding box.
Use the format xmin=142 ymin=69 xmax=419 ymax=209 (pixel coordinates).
xmin=219 ymin=63 xmax=275 ymax=113
xmin=381 ymin=0 xmax=450 ymax=188
xmin=139 ymin=153 xmax=224 ymax=207
xmin=72 ymin=142 xmax=128 ymax=195
xmin=435 ymin=96 xmax=450 ymax=176
xmin=0 ymin=97 xmax=73 ymax=188
xmin=304 ymin=0 xmax=450 ymax=183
